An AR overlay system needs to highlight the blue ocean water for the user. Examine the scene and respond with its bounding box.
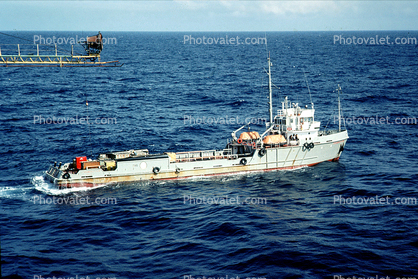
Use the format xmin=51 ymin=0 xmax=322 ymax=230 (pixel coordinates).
xmin=1 ymin=31 xmax=418 ymax=279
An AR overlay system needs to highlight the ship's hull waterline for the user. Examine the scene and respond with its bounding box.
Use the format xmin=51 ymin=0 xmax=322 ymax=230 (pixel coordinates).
xmin=45 ymin=134 xmax=348 ymax=188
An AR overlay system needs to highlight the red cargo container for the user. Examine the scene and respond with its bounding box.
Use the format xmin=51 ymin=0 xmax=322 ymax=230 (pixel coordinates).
xmin=76 ymin=156 xmax=87 ymax=169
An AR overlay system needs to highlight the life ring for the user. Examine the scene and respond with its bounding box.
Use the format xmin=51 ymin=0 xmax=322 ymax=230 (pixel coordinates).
xmin=153 ymin=167 xmax=160 ymax=174
xmin=240 ymin=158 xmax=247 ymax=165
xmin=62 ymin=172 xmax=70 ymax=179
xmin=259 ymin=148 xmax=267 ymax=157
xmin=252 ymin=142 xmax=256 ymax=148
xmin=237 ymin=139 xmax=242 ymax=144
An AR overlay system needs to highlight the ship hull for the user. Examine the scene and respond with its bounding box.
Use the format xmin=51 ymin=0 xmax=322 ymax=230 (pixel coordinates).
xmin=45 ymin=131 xmax=348 ymax=188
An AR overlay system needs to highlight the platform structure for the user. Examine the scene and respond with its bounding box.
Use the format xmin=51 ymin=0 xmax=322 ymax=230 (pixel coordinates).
xmin=0 ymin=43 xmax=120 ymax=67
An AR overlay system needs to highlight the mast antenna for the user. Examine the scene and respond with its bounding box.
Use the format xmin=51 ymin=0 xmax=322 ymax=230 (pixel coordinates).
xmin=337 ymin=84 xmax=342 ymax=132
xmin=267 ymin=53 xmax=273 ymax=126
xmin=303 ymin=70 xmax=313 ymax=108
xmin=85 ymin=94 xmax=93 ymax=158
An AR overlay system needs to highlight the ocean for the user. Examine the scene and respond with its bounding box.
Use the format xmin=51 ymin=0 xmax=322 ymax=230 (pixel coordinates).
xmin=1 ymin=31 xmax=418 ymax=279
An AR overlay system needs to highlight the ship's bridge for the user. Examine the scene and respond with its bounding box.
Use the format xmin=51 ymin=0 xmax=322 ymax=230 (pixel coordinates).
xmin=272 ymin=96 xmax=321 ymax=142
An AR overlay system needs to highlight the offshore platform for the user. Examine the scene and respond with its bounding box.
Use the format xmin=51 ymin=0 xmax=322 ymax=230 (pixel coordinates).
xmin=0 ymin=32 xmax=121 ymax=67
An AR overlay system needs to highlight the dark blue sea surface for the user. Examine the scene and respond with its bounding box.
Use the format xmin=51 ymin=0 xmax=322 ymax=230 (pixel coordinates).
xmin=1 ymin=31 xmax=418 ymax=279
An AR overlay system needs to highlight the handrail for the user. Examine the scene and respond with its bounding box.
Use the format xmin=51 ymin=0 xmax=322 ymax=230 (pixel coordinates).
xmin=257 ymin=124 xmax=275 ymax=148
xmin=0 ymin=43 xmax=74 ymax=57
xmin=231 ymin=122 xmax=251 ymax=141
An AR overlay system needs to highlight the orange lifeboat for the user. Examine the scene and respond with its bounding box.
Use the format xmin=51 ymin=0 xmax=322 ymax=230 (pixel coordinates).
xmin=239 ymin=131 xmax=260 ymax=140
xmin=239 ymin=132 xmax=252 ymax=140
xmin=249 ymin=131 xmax=260 ymax=139
xmin=262 ymin=134 xmax=286 ymax=144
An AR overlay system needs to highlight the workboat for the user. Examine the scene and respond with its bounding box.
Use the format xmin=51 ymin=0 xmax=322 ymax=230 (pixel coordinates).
xmin=45 ymin=56 xmax=349 ymax=188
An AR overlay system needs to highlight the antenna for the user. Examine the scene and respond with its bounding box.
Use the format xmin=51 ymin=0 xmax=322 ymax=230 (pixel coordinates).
xmin=264 ymin=32 xmax=268 ymax=57
xmin=337 ymin=84 xmax=342 ymax=132
xmin=303 ymin=70 xmax=313 ymax=108
xmin=85 ymin=94 xmax=93 ymax=158
xmin=267 ymin=53 xmax=273 ymax=126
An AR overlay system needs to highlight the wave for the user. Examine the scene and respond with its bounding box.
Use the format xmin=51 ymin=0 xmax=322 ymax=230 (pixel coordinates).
xmin=31 ymin=175 xmax=109 ymax=196
xmin=0 ymin=185 xmax=30 ymax=201
xmin=349 ymin=95 xmax=397 ymax=103
xmin=386 ymin=83 xmax=412 ymax=90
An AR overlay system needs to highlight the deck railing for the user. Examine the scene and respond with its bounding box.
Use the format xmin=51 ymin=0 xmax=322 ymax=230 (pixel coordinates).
xmin=175 ymin=149 xmax=239 ymax=162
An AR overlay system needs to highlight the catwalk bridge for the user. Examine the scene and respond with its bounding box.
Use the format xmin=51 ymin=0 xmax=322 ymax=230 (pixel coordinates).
xmin=0 ymin=32 xmax=121 ymax=67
